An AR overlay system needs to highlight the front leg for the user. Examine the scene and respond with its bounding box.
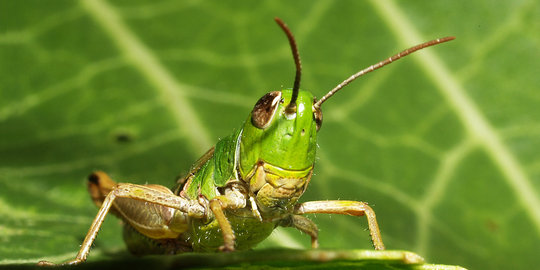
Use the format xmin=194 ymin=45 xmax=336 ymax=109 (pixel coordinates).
xmin=294 ymin=200 xmax=385 ymax=250
xmin=209 ymin=186 xmax=247 ymax=251
xmin=279 ymin=214 xmax=319 ymax=248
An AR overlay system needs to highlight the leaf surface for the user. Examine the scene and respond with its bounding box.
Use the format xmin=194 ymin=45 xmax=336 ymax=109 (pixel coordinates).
xmin=1 ymin=0 xmax=538 ymax=269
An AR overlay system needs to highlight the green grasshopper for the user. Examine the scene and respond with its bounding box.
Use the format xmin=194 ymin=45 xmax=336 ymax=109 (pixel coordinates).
xmin=38 ymin=18 xmax=454 ymax=266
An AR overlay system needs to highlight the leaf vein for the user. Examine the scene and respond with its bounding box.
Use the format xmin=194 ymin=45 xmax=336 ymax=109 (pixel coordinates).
xmin=81 ymin=0 xmax=212 ymax=156
xmin=370 ymin=0 xmax=540 ymax=237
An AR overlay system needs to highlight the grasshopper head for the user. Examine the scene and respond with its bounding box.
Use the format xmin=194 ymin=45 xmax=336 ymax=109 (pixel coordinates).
xmin=240 ymin=88 xmax=321 ymax=172
xmin=238 ymin=18 xmax=322 ymax=174
xmin=237 ymin=18 xmax=323 ymax=217
xmin=238 ymin=88 xmax=322 ymax=216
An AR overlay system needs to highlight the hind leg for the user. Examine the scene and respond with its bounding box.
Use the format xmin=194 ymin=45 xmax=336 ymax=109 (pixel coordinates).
xmin=294 ymin=200 xmax=385 ymax=250
xmin=38 ymin=173 xmax=206 ymax=266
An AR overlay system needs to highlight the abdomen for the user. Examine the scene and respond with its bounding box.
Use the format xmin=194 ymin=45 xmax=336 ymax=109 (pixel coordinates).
xmin=190 ymin=209 xmax=278 ymax=252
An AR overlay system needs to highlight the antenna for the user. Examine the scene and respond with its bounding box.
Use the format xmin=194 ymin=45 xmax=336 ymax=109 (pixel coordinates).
xmin=313 ymin=36 xmax=455 ymax=109
xmin=274 ymin=17 xmax=302 ymax=115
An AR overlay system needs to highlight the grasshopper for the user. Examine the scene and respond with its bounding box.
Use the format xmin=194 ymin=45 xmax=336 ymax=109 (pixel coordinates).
xmin=38 ymin=18 xmax=454 ymax=266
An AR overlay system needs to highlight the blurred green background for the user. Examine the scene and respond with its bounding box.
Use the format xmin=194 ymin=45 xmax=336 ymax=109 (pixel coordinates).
xmin=1 ymin=0 xmax=539 ymax=269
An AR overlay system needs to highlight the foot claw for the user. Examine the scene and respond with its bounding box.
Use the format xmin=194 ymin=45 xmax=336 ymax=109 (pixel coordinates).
xmin=37 ymin=260 xmax=55 ymax=266
xmin=37 ymin=259 xmax=83 ymax=266
xmin=219 ymin=244 xmax=235 ymax=252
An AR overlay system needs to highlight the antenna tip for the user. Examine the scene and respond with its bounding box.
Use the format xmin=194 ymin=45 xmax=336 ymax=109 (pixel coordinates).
xmin=440 ymin=36 xmax=456 ymax=42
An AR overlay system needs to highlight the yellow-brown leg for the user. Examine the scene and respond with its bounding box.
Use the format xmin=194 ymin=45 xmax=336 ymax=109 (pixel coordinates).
xmin=209 ymin=199 xmax=235 ymax=251
xmin=38 ymin=183 xmax=206 ymax=266
xmin=294 ymin=200 xmax=385 ymax=250
xmin=280 ymin=214 xmax=319 ymax=248
xmin=207 ymin=187 xmax=248 ymax=252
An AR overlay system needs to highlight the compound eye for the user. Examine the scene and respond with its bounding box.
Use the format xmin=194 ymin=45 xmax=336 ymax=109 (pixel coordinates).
xmin=313 ymin=106 xmax=323 ymax=131
xmin=251 ymin=91 xmax=282 ymax=129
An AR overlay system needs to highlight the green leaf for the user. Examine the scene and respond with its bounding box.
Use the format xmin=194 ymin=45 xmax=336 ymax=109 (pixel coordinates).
xmin=1 ymin=0 xmax=538 ymax=269
xmin=2 ymin=249 xmax=465 ymax=270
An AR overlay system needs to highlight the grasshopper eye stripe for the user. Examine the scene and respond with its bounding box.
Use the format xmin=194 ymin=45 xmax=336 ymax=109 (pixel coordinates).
xmin=312 ymin=106 xmax=323 ymax=131
xmin=251 ymin=91 xmax=282 ymax=129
